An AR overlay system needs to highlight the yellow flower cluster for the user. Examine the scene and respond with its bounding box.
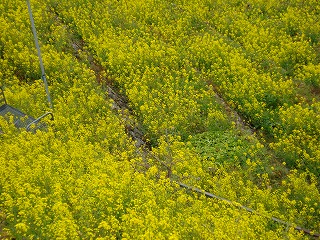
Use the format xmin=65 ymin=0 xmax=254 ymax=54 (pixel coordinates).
xmin=0 ymin=0 xmax=319 ymax=238
xmin=271 ymin=103 xmax=320 ymax=174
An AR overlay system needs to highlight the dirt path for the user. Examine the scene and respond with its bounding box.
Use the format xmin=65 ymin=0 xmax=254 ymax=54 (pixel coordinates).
xmin=71 ymin=39 xmax=148 ymax=149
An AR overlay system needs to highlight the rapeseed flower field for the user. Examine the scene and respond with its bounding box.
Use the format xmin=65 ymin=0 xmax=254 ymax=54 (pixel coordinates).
xmin=0 ymin=0 xmax=319 ymax=238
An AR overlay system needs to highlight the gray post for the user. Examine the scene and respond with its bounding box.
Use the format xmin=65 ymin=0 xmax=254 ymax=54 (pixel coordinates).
xmin=26 ymin=0 xmax=53 ymax=109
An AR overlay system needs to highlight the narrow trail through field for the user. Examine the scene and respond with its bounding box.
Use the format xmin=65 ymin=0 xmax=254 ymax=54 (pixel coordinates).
xmin=71 ymin=39 xmax=148 ymax=149
xmin=212 ymin=88 xmax=254 ymax=135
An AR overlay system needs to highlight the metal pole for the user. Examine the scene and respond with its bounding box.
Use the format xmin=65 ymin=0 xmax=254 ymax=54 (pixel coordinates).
xmin=26 ymin=0 xmax=53 ymax=109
